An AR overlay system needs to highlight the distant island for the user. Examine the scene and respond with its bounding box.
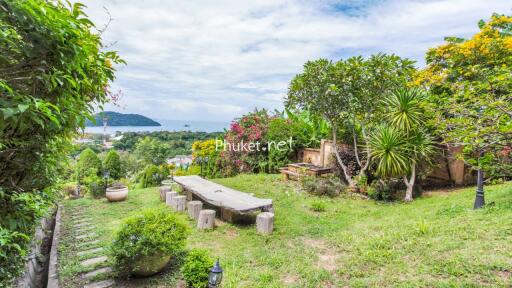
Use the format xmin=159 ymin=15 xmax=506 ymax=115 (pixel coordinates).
xmin=85 ymin=111 xmax=161 ymax=127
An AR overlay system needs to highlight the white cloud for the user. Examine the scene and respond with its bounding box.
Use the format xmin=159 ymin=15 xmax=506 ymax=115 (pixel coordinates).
xmin=82 ymin=0 xmax=511 ymax=121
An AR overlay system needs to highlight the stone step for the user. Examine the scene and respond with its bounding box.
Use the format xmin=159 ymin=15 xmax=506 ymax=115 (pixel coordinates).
xmin=76 ymin=226 xmax=95 ymax=233
xmin=76 ymin=232 xmax=96 ymax=240
xmin=83 ymin=279 xmax=115 ymax=288
xmin=81 ymin=256 xmax=108 ymax=267
xmin=74 ymin=222 xmax=93 ymax=228
xmin=78 ymin=247 xmax=104 ymax=257
xmin=78 ymin=240 xmax=100 ymax=248
xmin=81 ymin=267 xmax=113 ymax=279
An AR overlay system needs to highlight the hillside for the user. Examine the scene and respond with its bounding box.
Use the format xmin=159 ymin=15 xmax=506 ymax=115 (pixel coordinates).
xmin=85 ymin=111 xmax=161 ymax=126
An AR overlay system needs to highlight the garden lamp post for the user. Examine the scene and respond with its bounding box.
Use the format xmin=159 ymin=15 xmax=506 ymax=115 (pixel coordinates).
xmin=76 ymin=170 xmax=81 ymax=197
xmin=103 ymin=170 xmax=110 ymax=191
xmin=208 ymin=259 xmax=223 ymax=288
xmin=197 ymin=156 xmax=204 ymax=178
xmin=474 ymin=151 xmax=485 ymax=209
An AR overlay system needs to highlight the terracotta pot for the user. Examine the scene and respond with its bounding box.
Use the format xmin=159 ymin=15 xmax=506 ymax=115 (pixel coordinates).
xmin=105 ymin=185 xmax=128 ymax=202
xmin=131 ymin=253 xmax=171 ymax=277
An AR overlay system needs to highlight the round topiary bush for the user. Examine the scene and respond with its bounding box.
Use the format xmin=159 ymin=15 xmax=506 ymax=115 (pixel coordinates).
xmin=181 ymin=248 xmax=214 ymax=288
xmin=110 ymin=208 xmax=190 ymax=277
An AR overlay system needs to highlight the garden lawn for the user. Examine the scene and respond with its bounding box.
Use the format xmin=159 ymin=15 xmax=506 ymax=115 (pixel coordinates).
xmin=59 ymin=174 xmax=512 ymax=287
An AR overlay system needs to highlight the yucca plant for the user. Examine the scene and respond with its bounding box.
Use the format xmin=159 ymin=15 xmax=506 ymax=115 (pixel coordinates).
xmin=370 ymin=88 xmax=435 ymax=201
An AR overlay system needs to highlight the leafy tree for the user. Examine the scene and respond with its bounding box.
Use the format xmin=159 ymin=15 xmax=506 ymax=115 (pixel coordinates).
xmin=133 ymin=137 xmax=171 ymax=166
xmin=103 ymin=149 xmax=123 ymax=180
xmin=0 ymin=0 xmax=123 ymax=284
xmin=369 ymin=88 xmax=435 ymax=201
xmin=416 ymin=14 xmax=512 ymax=207
xmin=286 ymin=55 xmax=415 ymax=188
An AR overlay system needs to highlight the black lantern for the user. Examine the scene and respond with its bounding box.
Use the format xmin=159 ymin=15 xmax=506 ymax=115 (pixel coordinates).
xmin=208 ymin=259 xmax=223 ymax=287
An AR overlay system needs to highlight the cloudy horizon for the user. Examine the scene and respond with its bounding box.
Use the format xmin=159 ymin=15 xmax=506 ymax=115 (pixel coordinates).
xmin=83 ymin=0 xmax=511 ymax=122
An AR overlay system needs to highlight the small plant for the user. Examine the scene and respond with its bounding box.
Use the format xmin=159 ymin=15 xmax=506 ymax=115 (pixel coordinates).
xmin=310 ymin=200 xmax=327 ymax=212
xmin=138 ymin=164 xmax=169 ymax=188
xmin=110 ymin=208 xmax=189 ymax=277
xmin=181 ymin=248 xmax=214 ymax=288
xmin=87 ymin=177 xmax=104 ymax=199
xmin=300 ymin=176 xmax=345 ymax=197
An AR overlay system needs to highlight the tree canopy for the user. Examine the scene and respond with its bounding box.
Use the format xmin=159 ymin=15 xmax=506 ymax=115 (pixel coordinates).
xmin=416 ymin=14 xmax=512 ymax=177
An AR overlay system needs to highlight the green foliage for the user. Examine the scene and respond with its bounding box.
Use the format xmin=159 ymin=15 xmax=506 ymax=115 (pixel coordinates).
xmin=0 ymin=0 xmax=122 ymax=282
xmin=181 ymin=248 xmax=214 ymax=288
xmin=369 ymin=88 xmax=435 ymax=201
xmin=310 ymin=200 xmax=327 ymax=212
xmin=286 ymin=54 xmax=416 ymax=186
xmin=139 ymin=164 xmax=169 ymax=188
xmin=110 ymin=208 xmax=189 ymax=277
xmin=113 ymin=131 xmax=223 ymax=154
xmin=284 ymin=108 xmax=330 ymax=148
xmin=417 ymin=14 xmax=512 ymax=175
xmin=174 ymin=164 xmax=201 ymax=176
xmin=300 ymin=176 xmax=345 ymax=197
xmin=134 ymin=137 xmax=171 ymax=166
xmin=88 ymin=179 xmax=104 ymax=199
xmin=103 ymin=150 xmax=123 ymax=179
xmin=77 ymin=148 xmax=102 ymax=179
xmin=0 ymin=188 xmax=54 ymax=284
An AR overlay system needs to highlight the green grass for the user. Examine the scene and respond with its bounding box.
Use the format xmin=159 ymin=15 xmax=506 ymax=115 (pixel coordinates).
xmin=60 ymin=174 xmax=512 ymax=287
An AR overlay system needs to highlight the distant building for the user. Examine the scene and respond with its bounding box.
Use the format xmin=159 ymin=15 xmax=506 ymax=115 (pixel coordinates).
xmin=73 ymin=138 xmax=94 ymax=144
xmin=167 ymin=155 xmax=193 ymax=167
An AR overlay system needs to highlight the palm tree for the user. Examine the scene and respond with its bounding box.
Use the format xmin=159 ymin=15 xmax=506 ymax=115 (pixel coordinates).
xmin=369 ymin=88 xmax=435 ymax=201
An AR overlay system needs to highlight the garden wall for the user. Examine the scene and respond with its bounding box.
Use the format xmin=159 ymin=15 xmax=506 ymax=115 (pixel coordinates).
xmin=298 ymin=140 xmax=475 ymax=186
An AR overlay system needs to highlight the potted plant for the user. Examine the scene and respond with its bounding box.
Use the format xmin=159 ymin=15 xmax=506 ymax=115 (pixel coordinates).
xmin=110 ymin=208 xmax=189 ymax=277
xmin=105 ymin=182 xmax=129 ymax=202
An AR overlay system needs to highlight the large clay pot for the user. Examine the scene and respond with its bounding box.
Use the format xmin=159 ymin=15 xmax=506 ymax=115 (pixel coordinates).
xmin=131 ymin=253 xmax=171 ymax=277
xmin=105 ymin=185 xmax=128 ymax=202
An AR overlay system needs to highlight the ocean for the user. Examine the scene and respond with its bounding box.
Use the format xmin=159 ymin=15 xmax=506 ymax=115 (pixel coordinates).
xmin=84 ymin=119 xmax=229 ymax=135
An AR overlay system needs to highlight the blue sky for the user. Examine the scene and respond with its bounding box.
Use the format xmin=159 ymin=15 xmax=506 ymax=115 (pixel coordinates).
xmin=83 ymin=0 xmax=511 ymax=122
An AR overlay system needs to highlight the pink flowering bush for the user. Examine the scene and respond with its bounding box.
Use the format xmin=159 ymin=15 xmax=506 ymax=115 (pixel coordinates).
xmin=221 ymin=109 xmax=276 ymax=175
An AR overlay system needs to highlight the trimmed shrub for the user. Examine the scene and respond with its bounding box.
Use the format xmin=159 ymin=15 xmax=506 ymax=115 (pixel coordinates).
xmin=110 ymin=208 xmax=189 ymax=277
xmin=181 ymin=248 xmax=214 ymax=288
xmin=103 ymin=150 xmax=123 ymax=179
xmin=77 ymin=148 xmax=102 ymax=179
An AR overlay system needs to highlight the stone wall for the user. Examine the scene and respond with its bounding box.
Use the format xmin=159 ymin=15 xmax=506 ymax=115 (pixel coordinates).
xmin=15 ymin=208 xmax=57 ymax=288
xmin=298 ymin=140 xmax=475 ymax=186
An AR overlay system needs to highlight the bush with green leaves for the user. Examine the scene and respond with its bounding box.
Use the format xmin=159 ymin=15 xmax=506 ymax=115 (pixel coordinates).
xmin=103 ymin=149 xmax=123 ymax=179
xmin=300 ymin=176 xmax=345 ymax=197
xmin=0 ymin=0 xmax=122 ymax=284
xmin=110 ymin=208 xmax=189 ymax=277
xmin=77 ymin=148 xmax=102 ymax=179
xmin=138 ymin=164 xmax=170 ymax=188
xmin=181 ymin=248 xmax=214 ymax=288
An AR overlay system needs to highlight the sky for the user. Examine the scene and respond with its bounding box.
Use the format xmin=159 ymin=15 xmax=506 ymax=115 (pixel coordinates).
xmin=82 ymin=0 xmax=511 ymax=122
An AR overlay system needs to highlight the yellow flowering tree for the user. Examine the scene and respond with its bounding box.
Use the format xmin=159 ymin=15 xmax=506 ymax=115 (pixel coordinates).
xmin=191 ymin=139 xmax=222 ymax=178
xmin=416 ymin=14 xmax=512 ymax=207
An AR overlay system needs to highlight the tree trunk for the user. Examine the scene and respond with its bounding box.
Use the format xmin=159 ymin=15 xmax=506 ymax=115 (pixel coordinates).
xmin=330 ymin=123 xmax=355 ymax=187
xmin=197 ymin=209 xmax=216 ymax=230
xmin=256 ymin=212 xmax=274 ymax=234
xmin=403 ymin=164 xmax=416 ymax=202
xmin=172 ymin=196 xmax=187 ymax=212
xmin=187 ymin=201 xmax=203 ymax=220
